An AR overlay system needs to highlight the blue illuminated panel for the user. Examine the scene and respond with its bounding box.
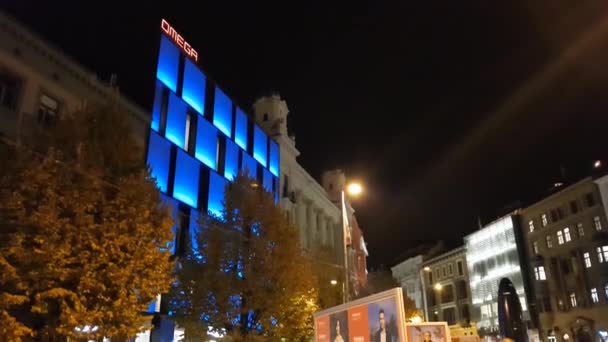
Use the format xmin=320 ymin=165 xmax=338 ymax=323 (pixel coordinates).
xmin=173 ymin=149 xmax=200 ymax=208
xmin=269 ymin=139 xmax=279 ymax=177
xmin=224 ymin=139 xmax=238 ymax=181
xmin=235 ymin=107 xmax=248 ymax=150
xmin=156 ymin=35 xmax=179 ymax=92
xmin=263 ymin=168 xmax=272 ymax=193
xmin=146 ymin=131 xmax=171 ymax=192
xmin=160 ymin=194 xmax=179 ymax=254
xmin=165 ymin=93 xmax=188 ymax=149
xmin=195 ymin=118 xmax=217 ymax=170
xmin=189 ymin=209 xmax=203 ymax=260
xmin=241 ymin=152 xmax=258 ymax=179
xmin=213 ymin=87 xmax=233 ymax=137
xmin=208 ymin=171 xmax=227 ymax=217
xmin=253 ymin=125 xmax=268 ymax=167
xmin=151 ymin=80 xmax=164 ymax=132
xmin=182 ymin=59 xmax=206 ymax=114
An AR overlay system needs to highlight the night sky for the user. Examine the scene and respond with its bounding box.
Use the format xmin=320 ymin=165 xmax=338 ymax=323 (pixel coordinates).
xmin=6 ymin=1 xmax=608 ymax=267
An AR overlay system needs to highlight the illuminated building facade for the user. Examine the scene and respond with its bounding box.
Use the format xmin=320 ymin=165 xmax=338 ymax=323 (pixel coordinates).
xmin=464 ymin=214 xmax=535 ymax=340
xmin=144 ymin=19 xmax=280 ymax=338
xmin=521 ymin=177 xmax=608 ymax=342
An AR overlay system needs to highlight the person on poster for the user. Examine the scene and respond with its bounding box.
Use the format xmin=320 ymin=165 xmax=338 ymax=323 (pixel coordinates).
xmin=334 ymin=319 xmax=345 ymax=342
xmin=422 ymin=331 xmax=433 ymax=342
xmin=373 ymin=309 xmax=395 ymax=342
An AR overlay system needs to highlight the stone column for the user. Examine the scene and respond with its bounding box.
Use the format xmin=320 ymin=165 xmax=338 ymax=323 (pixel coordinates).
xmin=307 ymin=204 xmax=317 ymax=249
xmin=319 ymin=215 xmax=328 ymax=246
xmin=295 ymin=194 xmax=308 ymax=249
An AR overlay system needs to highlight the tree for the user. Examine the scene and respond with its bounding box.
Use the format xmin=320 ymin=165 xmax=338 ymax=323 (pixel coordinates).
xmin=0 ymin=105 xmax=175 ymax=341
xmin=170 ymin=173 xmax=318 ymax=341
xmin=311 ymin=244 xmax=344 ymax=309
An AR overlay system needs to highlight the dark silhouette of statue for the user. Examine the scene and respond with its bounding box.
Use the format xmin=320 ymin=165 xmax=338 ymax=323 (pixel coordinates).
xmin=497 ymin=278 xmax=528 ymax=342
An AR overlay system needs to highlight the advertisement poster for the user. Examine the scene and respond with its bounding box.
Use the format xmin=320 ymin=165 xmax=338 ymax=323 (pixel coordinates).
xmin=405 ymin=322 xmax=451 ymax=342
xmin=314 ymin=288 xmax=406 ymax=342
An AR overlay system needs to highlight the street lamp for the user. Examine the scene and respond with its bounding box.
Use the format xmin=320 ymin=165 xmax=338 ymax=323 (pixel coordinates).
xmin=330 ymin=279 xmax=338 ymax=285
xmin=420 ymin=266 xmax=432 ymax=321
xmin=341 ymin=181 xmax=363 ymax=303
xmin=434 ymin=283 xmax=443 ymax=291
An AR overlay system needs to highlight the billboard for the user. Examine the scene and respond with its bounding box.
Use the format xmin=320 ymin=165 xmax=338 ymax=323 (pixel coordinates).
xmin=405 ymin=322 xmax=451 ymax=342
xmin=314 ymin=288 xmax=406 ymax=342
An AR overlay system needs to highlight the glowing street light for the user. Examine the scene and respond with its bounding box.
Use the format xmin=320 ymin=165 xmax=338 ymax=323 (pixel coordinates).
xmin=346 ymin=182 xmax=363 ymax=196
xmin=595 ymin=160 xmax=602 ymax=169
xmin=423 ymin=266 xmax=431 ymax=272
xmin=330 ymin=280 xmax=338 ymax=286
xmin=434 ymin=283 xmax=443 ymax=291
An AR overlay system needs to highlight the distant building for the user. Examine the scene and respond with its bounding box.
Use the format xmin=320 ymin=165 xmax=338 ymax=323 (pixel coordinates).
xmin=421 ymin=246 xmax=476 ymax=337
xmin=464 ymin=214 xmax=536 ymax=341
xmin=521 ymin=177 xmax=608 ymax=342
xmin=391 ymin=242 xmax=445 ymax=312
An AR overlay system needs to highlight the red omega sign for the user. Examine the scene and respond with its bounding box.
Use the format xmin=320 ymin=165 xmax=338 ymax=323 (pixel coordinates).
xmin=161 ymin=19 xmax=199 ymax=62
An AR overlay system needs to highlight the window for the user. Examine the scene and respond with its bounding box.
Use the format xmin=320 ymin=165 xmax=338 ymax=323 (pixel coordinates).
xmin=269 ymin=140 xmax=279 ymax=177
xmin=457 ymin=261 xmax=464 ymax=276
xmin=542 ymin=214 xmax=548 ymax=227
xmin=156 ymin=35 xmax=179 ymax=92
xmin=147 ymin=132 xmax=172 ymax=193
xmin=461 ymin=304 xmax=470 ymax=321
xmin=577 ymin=223 xmax=585 ymax=237
xmin=194 ymin=116 xmax=218 ymax=170
xmin=443 ymin=307 xmax=456 ymax=325
xmin=224 ymin=139 xmax=239 ymax=181
xmin=456 ymin=280 xmax=468 ymax=300
xmin=165 ymin=93 xmax=188 ymax=149
xmin=551 ymin=210 xmax=558 ymax=223
xmin=564 ymin=228 xmax=571 ymax=242
xmin=442 ymin=266 xmax=446 ymax=277
xmin=151 ymin=80 xmax=164 ymax=132
xmin=448 ymin=264 xmax=453 ymax=275
xmin=529 ymin=220 xmax=535 ymax=232
xmin=533 ymin=241 xmax=539 ymax=254
xmin=208 ymin=171 xmax=228 ymax=217
xmin=546 ymin=235 xmax=553 ymax=249
xmin=594 ymin=216 xmax=602 ymax=231
xmin=233 ymin=107 xmax=248 ymax=151
xmin=173 ymin=150 xmax=200 ymax=208
xmin=534 ymin=266 xmax=547 ymax=280
xmin=428 ymin=271 xmax=433 ymax=284
xmin=570 ymin=293 xmax=577 ymax=308
xmin=570 ymin=200 xmax=579 ymax=214
xmin=557 ymin=231 xmax=564 ymax=245
xmin=241 ymin=152 xmax=258 ymax=179
xmin=584 ymin=253 xmax=592 ymax=268
xmin=253 ymin=125 xmax=268 ymax=167
xmin=591 ymin=288 xmax=599 ymax=304
xmin=441 ymin=284 xmax=454 ymax=303
xmin=557 ymin=208 xmax=565 ymax=220
xmin=262 ymin=168 xmax=273 ymax=193
xmin=585 ymin=193 xmax=596 ymax=207
xmin=598 ymin=246 xmax=608 ymax=263
xmin=539 ymin=297 xmax=552 ymax=313
xmin=605 ymin=284 xmax=608 ymax=300
xmin=181 ymin=59 xmax=206 ymax=114
xmin=213 ymin=87 xmax=233 ymax=137
xmin=37 ymin=93 xmax=59 ymax=126
xmin=263 ymin=113 xmax=269 ymax=121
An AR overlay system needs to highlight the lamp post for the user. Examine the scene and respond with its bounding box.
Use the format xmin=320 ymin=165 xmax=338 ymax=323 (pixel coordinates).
xmin=341 ymin=182 xmax=363 ymax=303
